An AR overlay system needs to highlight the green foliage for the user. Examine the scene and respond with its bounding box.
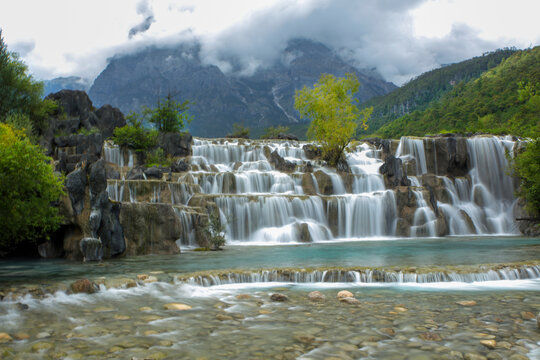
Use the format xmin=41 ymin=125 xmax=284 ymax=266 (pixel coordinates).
xmin=227 ymin=123 xmax=250 ymax=138
xmin=0 ymin=30 xmax=56 ymax=135
xmin=294 ymin=73 xmax=372 ymax=165
xmin=112 ymin=112 xmax=158 ymax=152
xmin=143 ymin=93 xmax=192 ymax=133
xmin=376 ymin=47 xmax=540 ymax=139
xmin=202 ymin=210 xmax=226 ymax=250
xmin=0 ymin=123 xmax=64 ymax=251
xmin=511 ymin=139 xmax=540 ymax=217
xmin=77 ymin=126 xmax=100 ymax=135
xmin=360 ymin=48 xmax=517 ymax=136
xmin=146 ymin=148 xmax=174 ymax=167
xmin=260 ymin=125 xmax=291 ymax=139
xmin=3 ymin=113 xmax=36 ymax=142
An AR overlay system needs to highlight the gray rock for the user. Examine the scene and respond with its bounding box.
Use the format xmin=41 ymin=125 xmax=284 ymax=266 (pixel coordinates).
xmin=65 ymin=167 xmax=87 ymax=214
xmin=79 ymin=237 xmax=103 ymax=262
xmin=126 ymin=166 xmax=145 ymax=180
xmin=269 ymin=150 xmax=295 ymax=172
xmin=380 ymin=155 xmax=410 ymax=187
xmin=270 ymin=293 xmax=289 ymax=302
xmin=144 ymin=166 xmax=163 ymax=179
xmin=158 ymin=132 xmax=193 ymax=157
xmin=303 ymin=144 xmax=321 ymax=160
xmin=89 ymin=159 xmax=107 ymax=201
xmin=171 ymin=159 xmax=189 ymax=172
xmin=94 ymin=104 xmax=126 ymax=139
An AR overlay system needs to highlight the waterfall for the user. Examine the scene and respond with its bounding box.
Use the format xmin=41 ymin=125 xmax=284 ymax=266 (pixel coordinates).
xmin=183 ymin=265 xmax=540 ymax=286
xmin=103 ymin=141 xmax=134 ymax=168
xmin=410 ymin=190 xmax=437 ymax=237
xmin=396 ymin=137 xmax=428 ymax=175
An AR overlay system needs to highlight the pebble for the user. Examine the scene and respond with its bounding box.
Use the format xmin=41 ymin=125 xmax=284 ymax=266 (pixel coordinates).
xmin=464 ymin=353 xmax=487 ymax=360
xmin=520 ymin=311 xmax=535 ymax=320
xmin=0 ymin=332 xmax=13 ymax=343
xmin=420 ymin=332 xmax=442 ymax=341
xmin=32 ymin=342 xmax=54 ymax=351
xmin=216 ymin=314 xmax=233 ymax=321
xmin=93 ymin=306 xmax=114 ymax=312
xmin=114 ymin=314 xmax=131 ymax=320
xmin=36 ymin=332 xmax=51 ymax=339
xmin=236 ymin=294 xmax=251 ymax=300
xmin=163 ymin=303 xmax=192 ymax=310
xmin=13 ymin=332 xmax=30 ymax=340
xmin=480 ymin=340 xmax=497 ymax=349
xmin=456 ymin=300 xmax=477 ymax=306
xmin=340 ymin=297 xmax=361 ymax=304
xmin=394 ymin=306 xmax=408 ymax=312
xmin=139 ymin=306 xmax=152 ymax=311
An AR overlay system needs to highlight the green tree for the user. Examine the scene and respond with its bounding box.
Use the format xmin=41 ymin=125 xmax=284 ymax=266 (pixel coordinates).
xmin=227 ymin=123 xmax=250 ymax=139
xmin=294 ymin=73 xmax=372 ymax=165
xmin=0 ymin=123 xmax=64 ymax=252
xmin=0 ymin=30 xmax=56 ymax=134
xmin=512 ymin=138 xmax=540 ymax=217
xmin=144 ymin=92 xmax=192 ymax=133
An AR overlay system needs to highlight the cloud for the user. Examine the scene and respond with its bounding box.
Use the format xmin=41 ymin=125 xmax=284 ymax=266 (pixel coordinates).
xmin=10 ymin=40 xmax=35 ymax=57
xmin=195 ymin=0 xmax=502 ymax=84
xmin=129 ymin=0 xmax=155 ymax=39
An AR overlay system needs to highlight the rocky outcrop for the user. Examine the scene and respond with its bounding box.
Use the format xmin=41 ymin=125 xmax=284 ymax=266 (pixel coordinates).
xmin=303 ymin=144 xmax=321 ymax=160
xmin=157 ymin=132 xmax=193 ymax=157
xmin=119 ymin=203 xmax=182 ymax=255
xmin=424 ymin=137 xmax=469 ymax=176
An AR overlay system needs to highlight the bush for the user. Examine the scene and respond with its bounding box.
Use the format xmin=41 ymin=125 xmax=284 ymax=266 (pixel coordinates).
xmin=0 ymin=123 xmax=64 ymax=251
xmin=112 ymin=112 xmax=157 ymax=151
xmin=146 ymin=148 xmax=174 ymax=167
xmin=227 ymin=123 xmax=250 ymax=139
xmin=260 ymin=125 xmax=290 ymax=139
xmin=512 ymin=138 xmax=540 ymax=217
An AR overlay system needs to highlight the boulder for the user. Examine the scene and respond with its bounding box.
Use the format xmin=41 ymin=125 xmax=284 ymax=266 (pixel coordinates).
xmin=295 ymin=223 xmax=313 ymax=243
xmin=270 ymin=293 xmax=289 ymax=302
xmin=308 ymin=291 xmax=326 ymax=302
xmin=89 ymin=159 xmax=107 ymax=200
xmin=171 ymin=159 xmax=189 ymax=172
xmin=158 ymin=132 xmax=193 ymax=157
xmin=337 ymin=290 xmax=354 ymax=299
xmin=79 ymin=237 xmax=103 ymax=262
xmin=70 ymin=278 xmax=98 ymax=294
xmin=144 ymin=166 xmax=163 ymax=180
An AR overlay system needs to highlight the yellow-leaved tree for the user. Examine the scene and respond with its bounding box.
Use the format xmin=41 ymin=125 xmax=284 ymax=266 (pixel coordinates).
xmin=294 ymin=73 xmax=372 ymax=165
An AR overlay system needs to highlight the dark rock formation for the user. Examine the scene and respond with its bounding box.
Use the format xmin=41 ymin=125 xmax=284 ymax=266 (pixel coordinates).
xmin=65 ymin=166 xmax=87 ymax=215
xmin=269 ymin=150 xmax=296 ymax=172
xmin=171 ymin=159 xmax=189 ymax=172
xmin=313 ymin=171 xmax=333 ymax=195
xmin=144 ymin=166 xmax=164 ymax=180
xmin=380 ymin=155 xmax=410 ymax=187
xmin=157 ymin=132 xmax=193 ymax=157
xmin=126 ymin=166 xmax=146 ymax=180
xmin=94 ymin=105 xmax=126 ymax=139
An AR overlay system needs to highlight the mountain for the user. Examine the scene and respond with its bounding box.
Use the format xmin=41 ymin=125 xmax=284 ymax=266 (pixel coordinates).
xmin=358 ymin=48 xmax=517 ymax=136
xmin=88 ymin=39 xmax=396 ymax=137
xmin=43 ymin=76 xmax=91 ymax=97
xmin=375 ymin=46 xmax=540 ymax=138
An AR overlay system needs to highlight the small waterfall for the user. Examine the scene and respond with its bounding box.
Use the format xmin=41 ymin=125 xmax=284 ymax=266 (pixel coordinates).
xmin=103 ymin=141 xmax=134 ymax=168
xmin=183 ymin=265 xmax=540 ymax=286
xmin=192 ymin=139 xmax=266 ymax=165
xmin=173 ymin=208 xmax=197 ymax=247
xmin=396 ymin=137 xmax=428 ymax=175
xmin=410 ymin=190 xmax=437 ymax=237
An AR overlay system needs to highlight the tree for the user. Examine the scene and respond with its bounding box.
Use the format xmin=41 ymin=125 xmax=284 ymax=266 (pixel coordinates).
xmin=112 ymin=112 xmax=158 ymax=152
xmin=294 ymin=73 xmax=372 ymax=165
xmin=260 ymin=125 xmax=290 ymax=139
xmin=144 ymin=92 xmax=192 ymax=133
xmin=0 ymin=123 xmax=64 ymax=252
xmin=0 ymin=30 xmax=56 ymax=134
xmin=512 ymin=138 xmax=540 ymax=217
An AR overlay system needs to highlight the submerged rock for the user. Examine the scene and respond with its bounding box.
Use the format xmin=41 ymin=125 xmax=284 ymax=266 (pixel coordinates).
xmin=308 ymin=291 xmax=326 ymax=302
xmin=79 ymin=237 xmax=102 ymax=262
xmin=270 ymin=293 xmax=289 ymax=302
xmin=70 ymin=279 xmax=98 ymax=294
xmin=337 ymin=290 xmax=354 ymax=299
xmin=163 ymin=303 xmax=192 ymax=311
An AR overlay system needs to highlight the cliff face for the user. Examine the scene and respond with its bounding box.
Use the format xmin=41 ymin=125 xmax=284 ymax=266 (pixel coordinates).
xmin=88 ymin=39 xmax=396 ymax=137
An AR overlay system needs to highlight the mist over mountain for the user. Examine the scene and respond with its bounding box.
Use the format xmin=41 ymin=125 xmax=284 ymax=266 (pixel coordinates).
xmin=88 ymin=38 xmax=396 ymax=137
xmin=43 ymin=76 xmax=91 ymax=97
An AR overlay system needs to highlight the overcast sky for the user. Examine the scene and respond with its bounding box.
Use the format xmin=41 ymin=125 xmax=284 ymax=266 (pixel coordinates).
xmin=1 ymin=0 xmax=539 ymax=85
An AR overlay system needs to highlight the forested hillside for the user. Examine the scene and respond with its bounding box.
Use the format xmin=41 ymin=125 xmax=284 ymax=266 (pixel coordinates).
xmin=359 ymin=49 xmax=517 ymax=135
xmin=375 ymin=47 xmax=540 ymax=138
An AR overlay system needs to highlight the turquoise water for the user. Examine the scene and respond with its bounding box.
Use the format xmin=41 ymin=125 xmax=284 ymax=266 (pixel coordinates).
xmin=1 ymin=236 xmax=539 ymax=285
